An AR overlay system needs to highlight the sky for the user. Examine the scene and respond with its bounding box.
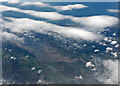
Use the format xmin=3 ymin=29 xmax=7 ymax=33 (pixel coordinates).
xmin=21 ymin=0 xmax=119 ymax=2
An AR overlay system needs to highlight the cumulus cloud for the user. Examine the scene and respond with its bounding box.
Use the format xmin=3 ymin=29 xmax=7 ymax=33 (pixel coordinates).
xmin=0 ymin=0 xmax=20 ymax=4
xmin=107 ymin=9 xmax=119 ymax=13
xmin=98 ymin=60 xmax=118 ymax=84
xmin=53 ymin=4 xmax=88 ymax=11
xmin=2 ymin=17 xmax=103 ymax=41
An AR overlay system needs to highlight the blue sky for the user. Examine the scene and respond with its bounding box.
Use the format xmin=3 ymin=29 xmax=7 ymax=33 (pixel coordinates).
xmin=21 ymin=0 xmax=119 ymax=2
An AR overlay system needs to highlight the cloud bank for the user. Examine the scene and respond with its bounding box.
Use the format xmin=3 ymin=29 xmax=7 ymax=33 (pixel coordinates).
xmin=71 ymin=15 xmax=118 ymax=31
xmin=0 ymin=5 xmax=69 ymax=20
xmin=2 ymin=17 xmax=102 ymax=41
xmin=1 ymin=5 xmax=118 ymax=28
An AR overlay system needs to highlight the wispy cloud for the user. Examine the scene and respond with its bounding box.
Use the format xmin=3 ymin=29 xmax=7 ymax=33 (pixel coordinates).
xmin=0 ymin=0 xmax=20 ymax=4
xmin=107 ymin=9 xmax=119 ymax=13
xmin=20 ymin=1 xmax=50 ymax=7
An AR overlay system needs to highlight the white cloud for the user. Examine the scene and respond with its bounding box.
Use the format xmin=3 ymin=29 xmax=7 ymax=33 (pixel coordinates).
xmin=71 ymin=15 xmax=118 ymax=31
xmin=113 ymin=33 xmax=116 ymax=36
xmin=85 ymin=61 xmax=94 ymax=67
xmin=0 ymin=0 xmax=20 ymax=4
xmin=3 ymin=17 xmax=103 ymax=41
xmin=111 ymin=52 xmax=118 ymax=58
xmin=1 ymin=5 xmax=117 ymax=42
xmin=75 ymin=75 xmax=83 ymax=80
xmin=53 ymin=4 xmax=88 ymax=11
xmin=21 ymin=2 xmax=50 ymax=7
xmin=55 ymin=28 xmax=102 ymax=41
xmin=107 ymin=9 xmax=119 ymax=13
xmin=23 ymin=10 xmax=69 ymax=20
xmin=1 ymin=31 xmax=24 ymax=42
xmin=114 ymin=44 xmax=119 ymax=48
xmin=104 ymin=37 xmax=108 ymax=41
xmin=106 ymin=47 xmax=113 ymax=52
xmin=1 ymin=5 xmax=118 ymax=27
xmin=94 ymin=49 xmax=100 ymax=52
xmin=111 ymin=41 xmax=117 ymax=45
xmin=20 ymin=2 xmax=88 ymax=11
xmin=31 ymin=67 xmax=36 ymax=71
xmin=0 ymin=5 xmax=69 ymax=20
xmin=0 ymin=5 xmax=20 ymax=12
xmin=98 ymin=60 xmax=118 ymax=84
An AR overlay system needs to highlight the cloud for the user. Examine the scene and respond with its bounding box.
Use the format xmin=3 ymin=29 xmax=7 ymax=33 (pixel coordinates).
xmin=0 ymin=0 xmax=20 ymax=4
xmin=1 ymin=5 xmax=118 ymax=40
xmin=55 ymin=28 xmax=102 ymax=41
xmin=1 ymin=31 xmax=24 ymax=42
xmin=0 ymin=5 xmax=21 ymax=12
xmin=3 ymin=17 xmax=103 ymax=41
xmin=0 ymin=5 xmax=20 ymax=12
xmin=98 ymin=60 xmax=118 ymax=84
xmin=23 ymin=10 xmax=69 ymax=20
xmin=20 ymin=2 xmax=88 ymax=11
xmin=1 ymin=5 xmax=117 ymax=42
xmin=71 ymin=15 xmax=118 ymax=31
xmin=111 ymin=41 xmax=117 ymax=45
xmin=20 ymin=1 xmax=50 ymax=7
xmin=1 ymin=5 xmax=118 ymax=27
xmin=53 ymin=4 xmax=88 ymax=11
xmin=0 ymin=5 xmax=69 ymax=20
xmin=107 ymin=9 xmax=119 ymax=13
